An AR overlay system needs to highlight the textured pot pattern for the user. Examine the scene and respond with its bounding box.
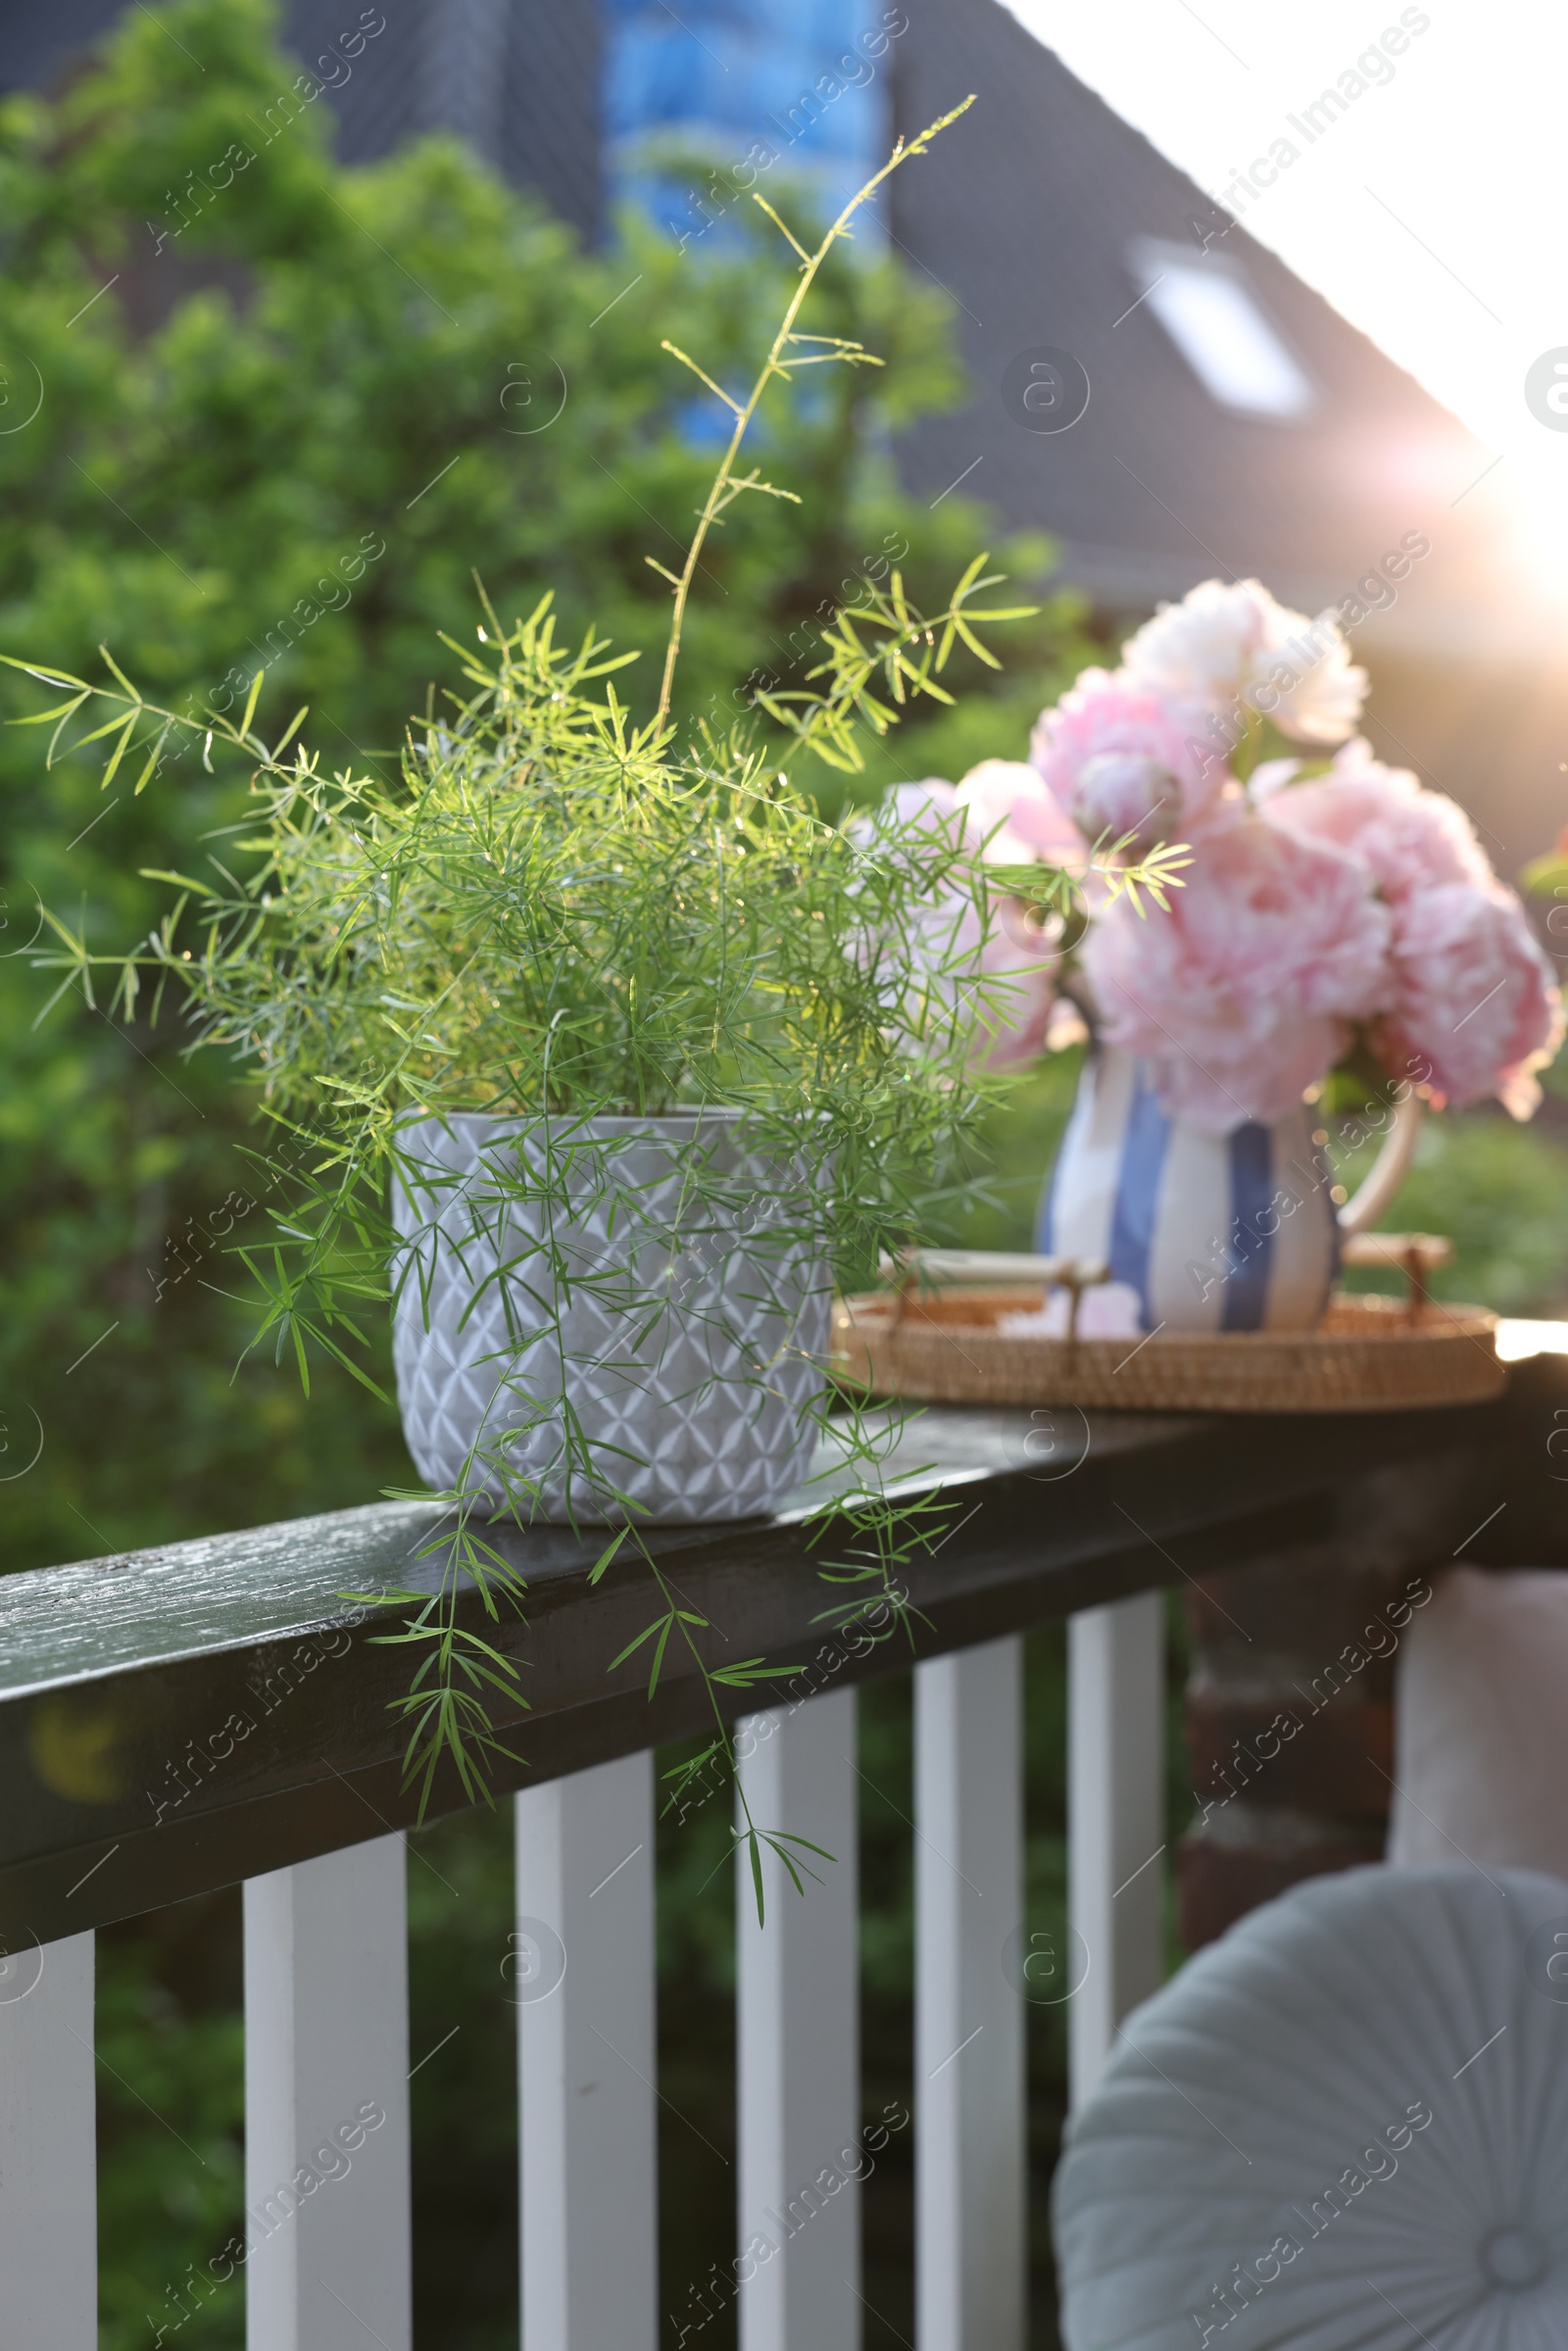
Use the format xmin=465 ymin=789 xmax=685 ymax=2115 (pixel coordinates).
xmin=1039 ymin=1045 xmax=1340 ymax=1334
xmin=391 ymin=1112 xmax=828 ymax=1523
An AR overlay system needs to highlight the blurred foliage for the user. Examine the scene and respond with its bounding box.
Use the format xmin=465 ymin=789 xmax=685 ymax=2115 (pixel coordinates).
xmin=405 ymin=1809 xmax=518 ymax=2351
xmin=920 ymin=1048 xmax=1082 ymax=1255
xmin=95 ymin=1901 xmax=245 ymax=2351
xmin=1325 ymin=1055 xmax=1568 ymax=1311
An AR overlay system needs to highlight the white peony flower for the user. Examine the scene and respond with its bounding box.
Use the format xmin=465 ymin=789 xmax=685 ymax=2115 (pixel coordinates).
xmin=1121 ymin=577 xmax=1367 ymax=750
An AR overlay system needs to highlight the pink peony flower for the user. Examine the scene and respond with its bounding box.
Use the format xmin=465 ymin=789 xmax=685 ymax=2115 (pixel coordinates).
xmin=1261 ymin=744 xmax=1562 ymax=1111
xmin=965 ymin=897 xmax=1062 ymax=1068
xmin=867 ymin=775 xmax=968 ymax=845
xmin=1082 ymin=813 xmax=1392 ymax=1130
xmin=1029 ymin=667 xmax=1228 ymax=850
xmin=1376 ymin=883 xmax=1563 ymax=1116
xmin=1122 ymin=577 xmax=1367 ymax=748
xmin=855 ymin=778 xmax=1060 ymax=1068
xmin=956 ymin=758 xmax=1086 ymax=870
xmin=1259 ymin=741 xmax=1495 ymax=900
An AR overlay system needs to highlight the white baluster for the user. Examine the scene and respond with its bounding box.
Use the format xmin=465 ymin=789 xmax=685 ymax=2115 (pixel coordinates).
xmin=915 ymin=1639 xmax=1025 ymax=2351
xmin=1067 ymin=1592 xmax=1166 ymax=2109
xmin=244 ymin=1833 xmax=412 ymax=2351
xmin=735 ymin=1685 xmax=859 ymax=2351
xmin=515 ymin=1752 xmax=657 ymax=2351
xmin=0 ymin=1928 xmax=95 ymax=2347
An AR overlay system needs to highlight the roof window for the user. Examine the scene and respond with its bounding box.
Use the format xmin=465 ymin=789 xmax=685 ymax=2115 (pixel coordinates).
xmin=1128 ymin=240 xmax=1315 ymax=419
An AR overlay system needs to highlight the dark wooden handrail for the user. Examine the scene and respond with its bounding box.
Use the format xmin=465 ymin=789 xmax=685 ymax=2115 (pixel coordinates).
xmin=3 ymin=1381 xmax=1548 ymax=1947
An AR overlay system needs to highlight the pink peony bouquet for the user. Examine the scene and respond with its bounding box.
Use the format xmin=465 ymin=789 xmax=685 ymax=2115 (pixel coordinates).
xmin=904 ymin=576 xmax=1562 ymax=1131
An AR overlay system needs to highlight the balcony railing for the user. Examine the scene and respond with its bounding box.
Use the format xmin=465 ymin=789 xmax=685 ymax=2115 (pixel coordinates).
xmin=0 ymin=1376 xmax=1549 ymax=2349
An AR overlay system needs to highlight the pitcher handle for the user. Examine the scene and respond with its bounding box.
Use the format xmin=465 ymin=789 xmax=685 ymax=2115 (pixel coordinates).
xmin=1336 ymin=1090 xmax=1425 ymax=1236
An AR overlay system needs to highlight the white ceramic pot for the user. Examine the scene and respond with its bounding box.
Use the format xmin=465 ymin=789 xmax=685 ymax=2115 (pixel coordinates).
xmin=390 ymin=1111 xmax=829 ymax=1522
xmin=1038 ymin=1045 xmax=1421 ymax=1334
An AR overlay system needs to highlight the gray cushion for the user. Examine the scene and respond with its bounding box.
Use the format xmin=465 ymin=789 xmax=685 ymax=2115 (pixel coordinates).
xmin=1053 ymin=1865 xmax=1568 ymax=2348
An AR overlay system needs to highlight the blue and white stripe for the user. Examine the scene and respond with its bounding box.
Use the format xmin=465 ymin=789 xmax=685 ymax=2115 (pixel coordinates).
xmin=1038 ymin=1048 xmax=1340 ymax=1334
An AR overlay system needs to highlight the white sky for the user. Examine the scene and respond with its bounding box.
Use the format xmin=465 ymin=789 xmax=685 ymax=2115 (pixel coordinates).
xmin=1001 ymin=0 xmax=1568 ymax=563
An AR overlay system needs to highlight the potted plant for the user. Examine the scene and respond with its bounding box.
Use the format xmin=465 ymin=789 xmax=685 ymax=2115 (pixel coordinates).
xmin=18 ymin=104 xmax=1179 ymax=1849
xmin=884 ymin=578 xmax=1563 ymax=1335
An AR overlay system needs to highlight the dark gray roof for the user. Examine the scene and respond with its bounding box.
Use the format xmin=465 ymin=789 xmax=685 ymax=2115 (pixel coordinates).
xmin=889 ymin=0 xmax=1490 ymax=629
xmin=0 ymin=0 xmax=602 ymax=236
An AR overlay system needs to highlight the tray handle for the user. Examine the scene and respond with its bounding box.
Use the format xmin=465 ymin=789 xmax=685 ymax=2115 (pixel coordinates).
xmin=879 ymin=1249 xmax=1110 ymax=1338
xmin=1339 ymin=1229 xmax=1453 ymax=1322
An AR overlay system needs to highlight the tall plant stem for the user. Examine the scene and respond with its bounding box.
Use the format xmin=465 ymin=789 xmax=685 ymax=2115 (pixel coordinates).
xmin=654 ymin=94 xmax=976 ymax=728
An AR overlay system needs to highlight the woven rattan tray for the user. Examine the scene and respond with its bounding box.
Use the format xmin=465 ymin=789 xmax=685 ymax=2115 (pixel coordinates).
xmin=831 ymin=1286 xmax=1504 ymax=1413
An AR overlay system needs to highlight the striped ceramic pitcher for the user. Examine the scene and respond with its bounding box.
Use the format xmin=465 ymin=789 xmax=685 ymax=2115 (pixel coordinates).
xmin=1037 ymin=1047 xmax=1342 ymax=1334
